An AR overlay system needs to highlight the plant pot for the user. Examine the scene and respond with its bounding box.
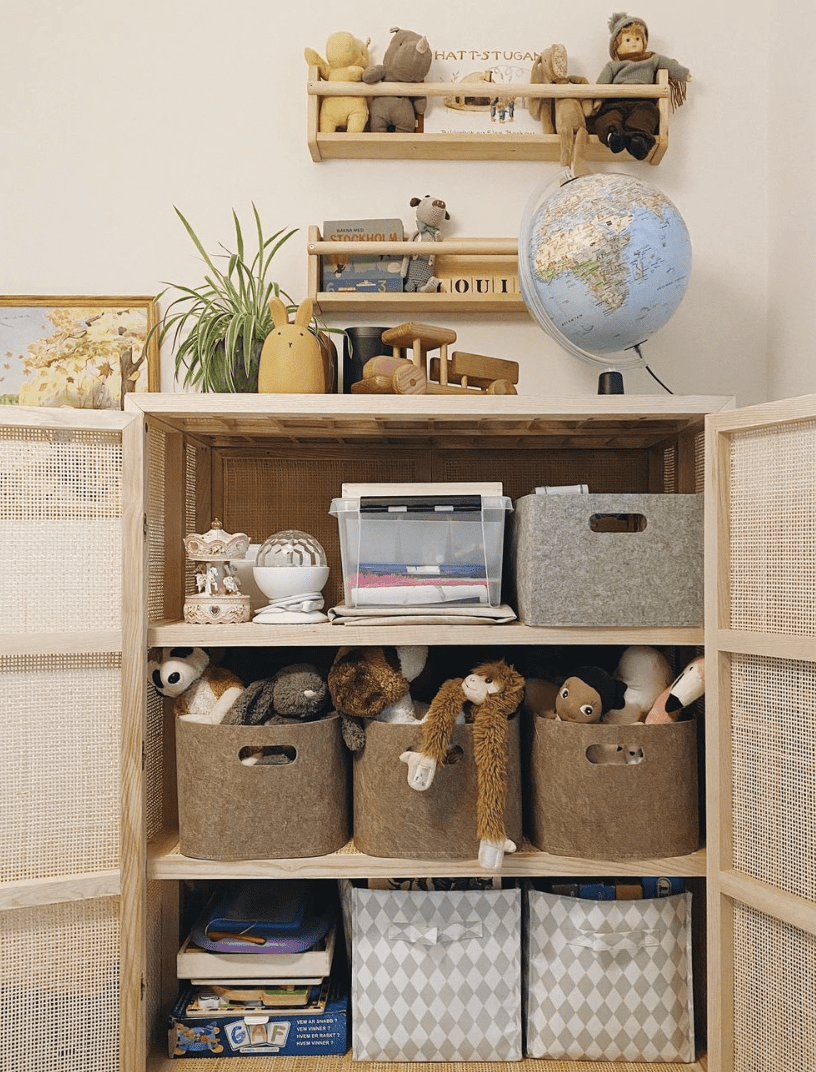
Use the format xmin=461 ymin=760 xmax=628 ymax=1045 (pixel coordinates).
xmin=207 ymin=339 xmax=265 ymax=393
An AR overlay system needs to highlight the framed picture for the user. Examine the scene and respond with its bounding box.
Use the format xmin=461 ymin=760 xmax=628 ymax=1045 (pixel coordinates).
xmin=0 ymin=295 xmax=159 ymax=409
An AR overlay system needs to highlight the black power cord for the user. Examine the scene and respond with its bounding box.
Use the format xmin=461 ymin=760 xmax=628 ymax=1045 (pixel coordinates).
xmin=633 ymin=343 xmax=674 ymax=394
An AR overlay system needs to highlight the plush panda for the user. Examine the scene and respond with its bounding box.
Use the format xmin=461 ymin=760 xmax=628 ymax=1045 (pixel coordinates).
xmin=147 ymin=646 xmax=244 ymax=724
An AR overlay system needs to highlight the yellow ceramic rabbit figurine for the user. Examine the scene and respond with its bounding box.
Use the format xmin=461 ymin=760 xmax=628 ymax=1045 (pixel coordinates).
xmin=257 ymin=297 xmax=329 ymax=393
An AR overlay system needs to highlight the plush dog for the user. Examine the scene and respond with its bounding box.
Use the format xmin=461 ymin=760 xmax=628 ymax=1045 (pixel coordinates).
xmin=401 ymin=659 xmax=525 ymax=870
xmin=328 ymin=645 xmax=428 ymax=751
xmin=147 ymin=646 xmax=244 ymax=724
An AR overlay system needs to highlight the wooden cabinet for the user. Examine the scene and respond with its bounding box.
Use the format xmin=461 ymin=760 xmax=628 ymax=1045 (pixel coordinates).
xmin=10 ymin=391 xmax=815 ymax=1072
xmin=307 ymin=68 xmax=672 ymax=164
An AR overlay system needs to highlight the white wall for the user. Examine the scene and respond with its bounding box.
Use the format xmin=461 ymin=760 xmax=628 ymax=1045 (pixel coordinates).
xmin=3 ymin=0 xmax=776 ymax=405
xmin=767 ymin=10 xmax=816 ymax=402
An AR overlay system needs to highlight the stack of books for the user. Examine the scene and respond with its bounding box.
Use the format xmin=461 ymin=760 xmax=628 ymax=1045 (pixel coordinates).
xmin=169 ymin=881 xmax=348 ymax=1058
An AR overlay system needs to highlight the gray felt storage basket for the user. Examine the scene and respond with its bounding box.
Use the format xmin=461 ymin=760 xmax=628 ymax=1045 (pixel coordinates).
xmin=508 ymin=492 xmax=703 ymax=626
xmin=176 ymin=713 xmax=350 ymax=860
xmin=353 ymin=716 xmax=522 ymax=859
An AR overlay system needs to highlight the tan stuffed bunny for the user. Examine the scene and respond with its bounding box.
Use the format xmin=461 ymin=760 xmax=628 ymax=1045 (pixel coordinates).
xmin=257 ymin=297 xmax=329 ymax=393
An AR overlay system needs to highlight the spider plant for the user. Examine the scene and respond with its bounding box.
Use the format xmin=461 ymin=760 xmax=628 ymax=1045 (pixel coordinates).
xmin=150 ymin=205 xmax=302 ymax=392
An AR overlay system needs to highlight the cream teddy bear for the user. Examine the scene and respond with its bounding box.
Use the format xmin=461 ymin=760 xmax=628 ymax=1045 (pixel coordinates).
xmin=305 ymin=31 xmax=371 ymax=134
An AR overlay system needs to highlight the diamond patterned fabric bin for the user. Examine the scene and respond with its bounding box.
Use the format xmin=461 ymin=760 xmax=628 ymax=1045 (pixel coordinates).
xmin=523 ymin=887 xmax=695 ymax=1062
xmin=350 ymin=885 xmax=522 ymax=1061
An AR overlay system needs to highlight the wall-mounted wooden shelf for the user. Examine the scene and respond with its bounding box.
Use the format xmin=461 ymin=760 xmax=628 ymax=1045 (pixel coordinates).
xmin=307 ymin=68 xmax=670 ymax=164
xmin=307 ymin=228 xmax=527 ymax=314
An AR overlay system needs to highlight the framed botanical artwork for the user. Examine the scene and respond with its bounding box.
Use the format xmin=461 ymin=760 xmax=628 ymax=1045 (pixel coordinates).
xmin=0 ymin=295 xmax=159 ymax=409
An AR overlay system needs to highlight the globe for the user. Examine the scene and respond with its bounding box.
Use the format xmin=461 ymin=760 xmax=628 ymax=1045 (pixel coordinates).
xmin=518 ymin=171 xmax=692 ymax=379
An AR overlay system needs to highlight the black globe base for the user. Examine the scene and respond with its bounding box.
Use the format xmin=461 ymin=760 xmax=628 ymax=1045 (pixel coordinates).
xmin=598 ymin=370 xmax=624 ymax=394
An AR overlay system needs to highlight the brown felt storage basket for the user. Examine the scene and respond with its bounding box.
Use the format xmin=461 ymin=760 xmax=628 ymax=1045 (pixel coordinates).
xmin=176 ymin=713 xmax=350 ymax=860
xmin=508 ymin=492 xmax=704 ymax=626
xmin=353 ymin=716 xmax=522 ymax=859
xmin=526 ymin=716 xmax=699 ymax=859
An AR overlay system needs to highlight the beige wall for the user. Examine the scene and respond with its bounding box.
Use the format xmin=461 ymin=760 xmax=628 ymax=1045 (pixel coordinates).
xmin=3 ymin=0 xmax=786 ymax=405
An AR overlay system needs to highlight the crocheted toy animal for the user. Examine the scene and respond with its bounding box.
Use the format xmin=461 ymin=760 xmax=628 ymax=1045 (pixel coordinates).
xmin=400 ymin=659 xmax=525 ymax=870
xmin=402 ymin=195 xmax=449 ymax=293
xmin=304 ymin=31 xmax=371 ymax=133
xmin=362 ymin=27 xmax=432 ymax=133
xmin=588 ymin=12 xmax=691 ymax=160
xmin=147 ymin=647 xmax=244 ymax=724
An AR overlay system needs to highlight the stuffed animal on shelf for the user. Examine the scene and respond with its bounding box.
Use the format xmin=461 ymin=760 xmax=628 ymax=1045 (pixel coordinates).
xmin=223 ymin=663 xmax=330 ymax=726
xmin=328 ymin=645 xmax=428 ymax=752
xmin=646 ymin=654 xmax=704 ymax=723
xmin=529 ymin=43 xmax=591 ymax=176
xmin=147 ymin=646 xmax=244 ymax=725
xmin=402 ymin=195 xmax=449 ymax=293
xmin=257 ymin=297 xmax=329 ymax=394
xmin=304 ymin=31 xmax=371 ymax=134
xmin=587 ymin=11 xmax=691 ymax=160
xmin=608 ymin=644 xmax=674 ymax=724
xmin=362 ymin=26 xmax=432 ymax=133
xmin=525 ymin=665 xmax=626 ymax=723
xmin=400 ymin=659 xmax=525 ymax=871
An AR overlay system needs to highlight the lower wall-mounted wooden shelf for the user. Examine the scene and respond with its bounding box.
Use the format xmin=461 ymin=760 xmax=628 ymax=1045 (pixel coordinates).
xmin=307 ymin=229 xmax=526 ymax=315
xmin=307 ymin=69 xmax=670 ymax=164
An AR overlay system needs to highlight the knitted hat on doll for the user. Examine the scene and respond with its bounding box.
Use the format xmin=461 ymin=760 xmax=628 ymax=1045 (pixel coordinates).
xmin=608 ymin=11 xmax=648 ymax=57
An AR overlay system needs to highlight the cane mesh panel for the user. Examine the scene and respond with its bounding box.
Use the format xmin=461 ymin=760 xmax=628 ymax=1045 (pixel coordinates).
xmin=437 ymin=448 xmax=649 ymax=498
xmin=729 ymin=420 xmax=816 ymax=635
xmin=145 ymin=686 xmax=164 ymax=841
xmin=0 ymin=653 xmax=121 ymax=882
xmin=731 ymin=653 xmax=816 ymax=901
xmin=221 ymin=453 xmax=429 ymax=610
xmin=0 ymin=427 xmax=122 ymax=632
xmin=0 ymin=897 xmax=120 ymax=1072
xmin=733 ymin=902 xmax=816 ymax=1072
xmin=146 ymin=425 xmax=166 ymax=621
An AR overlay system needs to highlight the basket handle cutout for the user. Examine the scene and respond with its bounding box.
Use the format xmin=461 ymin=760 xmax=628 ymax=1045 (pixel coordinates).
xmin=589 ymin=512 xmax=647 ymax=533
xmin=586 ymin=743 xmax=645 ymax=766
xmin=239 ymin=744 xmax=297 ymax=766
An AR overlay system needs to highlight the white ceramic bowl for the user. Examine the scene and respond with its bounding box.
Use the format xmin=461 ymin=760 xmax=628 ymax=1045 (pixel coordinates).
xmin=253 ymin=564 xmax=329 ymax=601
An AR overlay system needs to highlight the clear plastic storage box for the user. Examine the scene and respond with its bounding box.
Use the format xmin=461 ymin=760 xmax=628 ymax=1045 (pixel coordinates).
xmin=329 ymin=483 xmax=512 ymax=608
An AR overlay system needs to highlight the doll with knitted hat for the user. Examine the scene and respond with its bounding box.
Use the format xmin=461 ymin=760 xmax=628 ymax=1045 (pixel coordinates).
xmin=589 ymin=12 xmax=691 ymax=160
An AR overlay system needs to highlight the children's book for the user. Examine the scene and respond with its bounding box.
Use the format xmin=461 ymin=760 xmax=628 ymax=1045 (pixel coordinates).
xmin=321 ymin=218 xmax=404 ymax=292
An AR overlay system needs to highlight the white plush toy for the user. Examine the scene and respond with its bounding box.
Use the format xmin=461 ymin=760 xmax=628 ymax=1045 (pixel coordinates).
xmin=646 ymin=655 xmax=705 ymax=723
xmin=147 ymin=646 xmax=245 ymax=724
xmin=606 ymin=645 xmax=674 ymax=724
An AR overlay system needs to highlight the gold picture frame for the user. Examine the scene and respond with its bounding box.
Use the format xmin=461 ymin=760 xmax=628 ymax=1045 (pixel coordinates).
xmin=0 ymin=295 xmax=159 ymax=409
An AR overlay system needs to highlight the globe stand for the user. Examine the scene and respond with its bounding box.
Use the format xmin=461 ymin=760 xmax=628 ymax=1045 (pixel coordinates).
xmin=598 ymin=370 xmax=625 ymax=395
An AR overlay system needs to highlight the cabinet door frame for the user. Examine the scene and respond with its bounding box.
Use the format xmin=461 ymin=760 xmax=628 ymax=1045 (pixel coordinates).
xmin=0 ymin=406 xmax=147 ymax=1072
xmin=705 ymin=394 xmax=816 ymax=1072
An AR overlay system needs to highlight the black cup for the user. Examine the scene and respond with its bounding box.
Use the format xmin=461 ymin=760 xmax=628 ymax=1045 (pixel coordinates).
xmin=342 ymin=326 xmax=390 ymax=392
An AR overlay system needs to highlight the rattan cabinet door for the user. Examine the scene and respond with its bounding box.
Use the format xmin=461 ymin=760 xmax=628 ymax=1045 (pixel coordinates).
xmin=705 ymin=396 xmax=816 ymax=1072
xmin=0 ymin=407 xmax=145 ymax=1072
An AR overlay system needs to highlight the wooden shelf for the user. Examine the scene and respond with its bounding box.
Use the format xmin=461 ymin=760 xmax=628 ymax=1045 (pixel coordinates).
xmin=307 ymin=230 xmax=525 ymax=315
xmin=125 ymin=393 xmax=733 ymax=450
xmin=307 ymin=69 xmax=671 ymax=164
xmin=148 ymin=619 xmax=705 ymax=648
xmin=148 ymin=831 xmax=707 ymax=881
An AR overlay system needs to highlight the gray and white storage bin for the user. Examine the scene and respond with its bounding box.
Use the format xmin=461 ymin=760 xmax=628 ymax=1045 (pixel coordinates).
xmin=508 ymin=492 xmax=703 ymax=626
xmin=523 ymin=886 xmax=695 ymax=1062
